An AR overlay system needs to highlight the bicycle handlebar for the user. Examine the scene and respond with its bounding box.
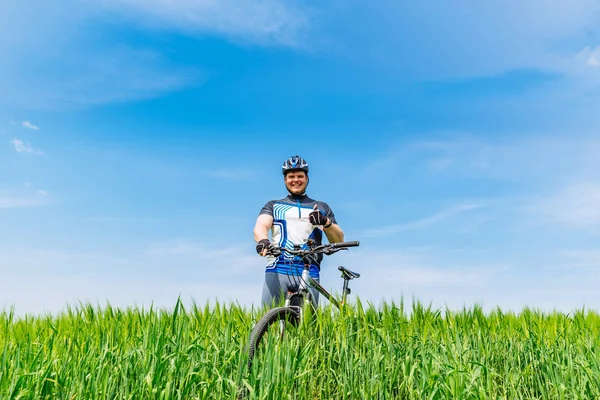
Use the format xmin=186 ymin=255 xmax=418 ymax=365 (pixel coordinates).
xmin=266 ymin=240 xmax=360 ymax=257
xmin=330 ymin=240 xmax=360 ymax=248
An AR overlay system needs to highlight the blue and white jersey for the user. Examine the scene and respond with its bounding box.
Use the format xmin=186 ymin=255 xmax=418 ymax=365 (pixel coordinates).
xmin=259 ymin=194 xmax=337 ymax=278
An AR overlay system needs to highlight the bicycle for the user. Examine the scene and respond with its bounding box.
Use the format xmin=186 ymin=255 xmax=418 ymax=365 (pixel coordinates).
xmin=244 ymin=239 xmax=361 ymax=372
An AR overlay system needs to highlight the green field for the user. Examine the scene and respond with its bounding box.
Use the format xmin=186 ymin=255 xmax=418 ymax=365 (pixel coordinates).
xmin=1 ymin=299 xmax=599 ymax=399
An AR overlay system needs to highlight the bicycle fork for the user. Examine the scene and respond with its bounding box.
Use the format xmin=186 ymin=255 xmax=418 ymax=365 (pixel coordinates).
xmin=280 ymin=263 xmax=312 ymax=332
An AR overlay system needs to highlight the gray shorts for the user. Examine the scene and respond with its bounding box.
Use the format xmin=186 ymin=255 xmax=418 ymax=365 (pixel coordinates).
xmin=261 ymin=272 xmax=320 ymax=308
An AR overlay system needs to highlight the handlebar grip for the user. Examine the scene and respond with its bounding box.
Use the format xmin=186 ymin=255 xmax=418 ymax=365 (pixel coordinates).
xmin=266 ymin=245 xmax=282 ymax=257
xmin=331 ymin=240 xmax=360 ymax=248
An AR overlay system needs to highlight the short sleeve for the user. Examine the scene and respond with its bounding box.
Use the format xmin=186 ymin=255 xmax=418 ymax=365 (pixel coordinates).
xmin=259 ymin=200 xmax=275 ymax=217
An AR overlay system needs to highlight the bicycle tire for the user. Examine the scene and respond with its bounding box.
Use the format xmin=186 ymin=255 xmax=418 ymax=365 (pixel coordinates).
xmin=246 ymin=306 xmax=300 ymax=371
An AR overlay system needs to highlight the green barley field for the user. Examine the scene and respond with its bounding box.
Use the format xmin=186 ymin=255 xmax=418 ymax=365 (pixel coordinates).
xmin=1 ymin=298 xmax=600 ymax=399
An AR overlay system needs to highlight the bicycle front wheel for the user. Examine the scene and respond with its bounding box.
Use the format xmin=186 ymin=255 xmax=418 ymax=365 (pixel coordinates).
xmin=246 ymin=306 xmax=300 ymax=371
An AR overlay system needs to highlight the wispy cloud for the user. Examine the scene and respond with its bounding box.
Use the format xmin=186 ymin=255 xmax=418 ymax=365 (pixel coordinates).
xmin=1 ymin=2 xmax=202 ymax=110
xmin=325 ymin=246 xmax=600 ymax=313
xmin=1 ymin=0 xmax=310 ymax=110
xmin=2 ymin=236 xmax=599 ymax=315
xmin=319 ymin=1 xmax=600 ymax=80
xmin=202 ymin=168 xmax=259 ymax=181
xmin=527 ymin=183 xmax=600 ymax=229
xmin=363 ymin=203 xmax=487 ymax=237
xmin=576 ymin=46 xmax=600 ymax=68
xmin=21 ymin=121 xmax=39 ymax=130
xmin=396 ymin=135 xmax=600 ymax=182
xmin=0 ymin=197 xmax=40 ymax=209
xmin=428 ymin=157 xmax=454 ymax=172
xmin=321 ymin=248 xmax=513 ymax=309
xmin=11 ymin=138 xmax=44 ymax=155
xmin=361 ymin=136 xmax=497 ymax=181
xmin=0 ymin=239 xmax=261 ymax=315
xmin=368 ymin=261 xmax=503 ymax=288
xmin=0 ymin=189 xmax=49 ymax=209
xmin=363 ymin=135 xmax=600 ymax=239
xmin=97 ymin=0 xmax=310 ymax=47
xmin=12 ymin=48 xmax=201 ymax=110
xmin=562 ymin=249 xmax=600 ymax=270
xmin=142 ymin=238 xmax=257 ymax=276
xmin=144 ymin=239 xmax=246 ymax=259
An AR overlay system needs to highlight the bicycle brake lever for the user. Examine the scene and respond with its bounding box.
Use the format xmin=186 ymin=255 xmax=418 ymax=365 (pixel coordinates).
xmin=324 ymin=248 xmax=345 ymax=256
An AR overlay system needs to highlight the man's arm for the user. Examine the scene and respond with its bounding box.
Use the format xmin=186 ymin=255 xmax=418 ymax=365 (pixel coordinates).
xmin=254 ymin=214 xmax=274 ymax=242
xmin=323 ymin=222 xmax=344 ymax=243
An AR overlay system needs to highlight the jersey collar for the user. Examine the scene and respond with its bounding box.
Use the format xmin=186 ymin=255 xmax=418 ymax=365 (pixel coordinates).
xmin=287 ymin=193 xmax=309 ymax=201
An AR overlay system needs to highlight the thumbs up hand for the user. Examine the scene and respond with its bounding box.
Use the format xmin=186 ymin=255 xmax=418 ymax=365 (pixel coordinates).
xmin=309 ymin=204 xmax=329 ymax=226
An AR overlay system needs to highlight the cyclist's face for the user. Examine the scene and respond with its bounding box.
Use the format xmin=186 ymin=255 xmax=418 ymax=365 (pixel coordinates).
xmin=284 ymin=171 xmax=307 ymax=195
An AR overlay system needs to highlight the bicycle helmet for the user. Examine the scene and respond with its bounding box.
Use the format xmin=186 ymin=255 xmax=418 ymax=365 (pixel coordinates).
xmin=282 ymin=155 xmax=309 ymax=175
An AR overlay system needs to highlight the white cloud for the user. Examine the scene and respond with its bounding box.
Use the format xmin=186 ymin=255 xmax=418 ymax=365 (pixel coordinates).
xmin=0 ymin=193 xmax=48 ymax=209
xmin=202 ymin=168 xmax=259 ymax=181
xmin=96 ymin=0 xmax=309 ymax=47
xmin=143 ymin=239 xmax=254 ymax=269
xmin=477 ymin=44 xmax=600 ymax=125
xmin=21 ymin=121 xmax=39 ymax=130
xmin=577 ymin=45 xmax=600 ymax=67
xmin=407 ymin=135 xmax=600 ymax=182
xmin=322 ymin=247 xmax=600 ymax=313
xmin=362 ymin=203 xmax=487 ymax=237
xmin=0 ymin=2 xmax=202 ymax=110
xmin=319 ymin=1 xmax=600 ymax=80
xmin=528 ymin=183 xmax=600 ymax=229
xmin=428 ymin=157 xmax=454 ymax=172
xmin=11 ymin=138 xmax=44 ymax=155
xmin=14 ymin=48 xmax=201 ymax=110
xmin=2 ymin=236 xmax=600 ymax=316
xmin=0 ymin=196 xmax=39 ymax=209
xmin=0 ymin=271 xmax=260 ymax=317
xmin=0 ymin=240 xmax=263 ymax=315
xmin=0 ymin=240 xmax=525 ymax=315
xmin=562 ymin=249 xmax=600 ymax=270
xmin=0 ymin=185 xmax=49 ymax=209
xmin=0 ymin=0 xmax=309 ymax=110
xmin=363 ymin=135 xmax=600 ymax=237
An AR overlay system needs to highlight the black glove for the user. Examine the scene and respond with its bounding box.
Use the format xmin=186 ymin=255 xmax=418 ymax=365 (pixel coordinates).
xmin=309 ymin=205 xmax=329 ymax=226
xmin=256 ymin=239 xmax=271 ymax=255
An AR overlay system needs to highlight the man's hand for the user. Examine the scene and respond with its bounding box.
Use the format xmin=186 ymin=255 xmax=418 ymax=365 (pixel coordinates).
xmin=256 ymin=239 xmax=271 ymax=256
xmin=309 ymin=204 xmax=329 ymax=226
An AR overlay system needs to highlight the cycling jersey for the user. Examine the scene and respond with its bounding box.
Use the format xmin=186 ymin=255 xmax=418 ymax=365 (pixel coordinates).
xmin=259 ymin=193 xmax=337 ymax=278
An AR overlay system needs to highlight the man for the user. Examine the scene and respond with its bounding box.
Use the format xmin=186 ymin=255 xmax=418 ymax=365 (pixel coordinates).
xmin=254 ymin=155 xmax=345 ymax=308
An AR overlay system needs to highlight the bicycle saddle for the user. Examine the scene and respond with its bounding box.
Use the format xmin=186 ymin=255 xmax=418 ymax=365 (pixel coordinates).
xmin=339 ymin=266 xmax=360 ymax=279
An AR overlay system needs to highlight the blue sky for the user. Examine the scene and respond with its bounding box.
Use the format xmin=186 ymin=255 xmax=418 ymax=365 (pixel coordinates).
xmin=2 ymin=0 xmax=600 ymax=315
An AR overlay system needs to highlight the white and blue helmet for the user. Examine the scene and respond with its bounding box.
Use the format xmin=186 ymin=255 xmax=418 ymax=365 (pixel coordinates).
xmin=282 ymin=155 xmax=309 ymax=175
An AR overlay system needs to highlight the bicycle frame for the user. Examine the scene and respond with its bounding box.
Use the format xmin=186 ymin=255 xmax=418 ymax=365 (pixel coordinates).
xmin=282 ymin=261 xmax=353 ymax=325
